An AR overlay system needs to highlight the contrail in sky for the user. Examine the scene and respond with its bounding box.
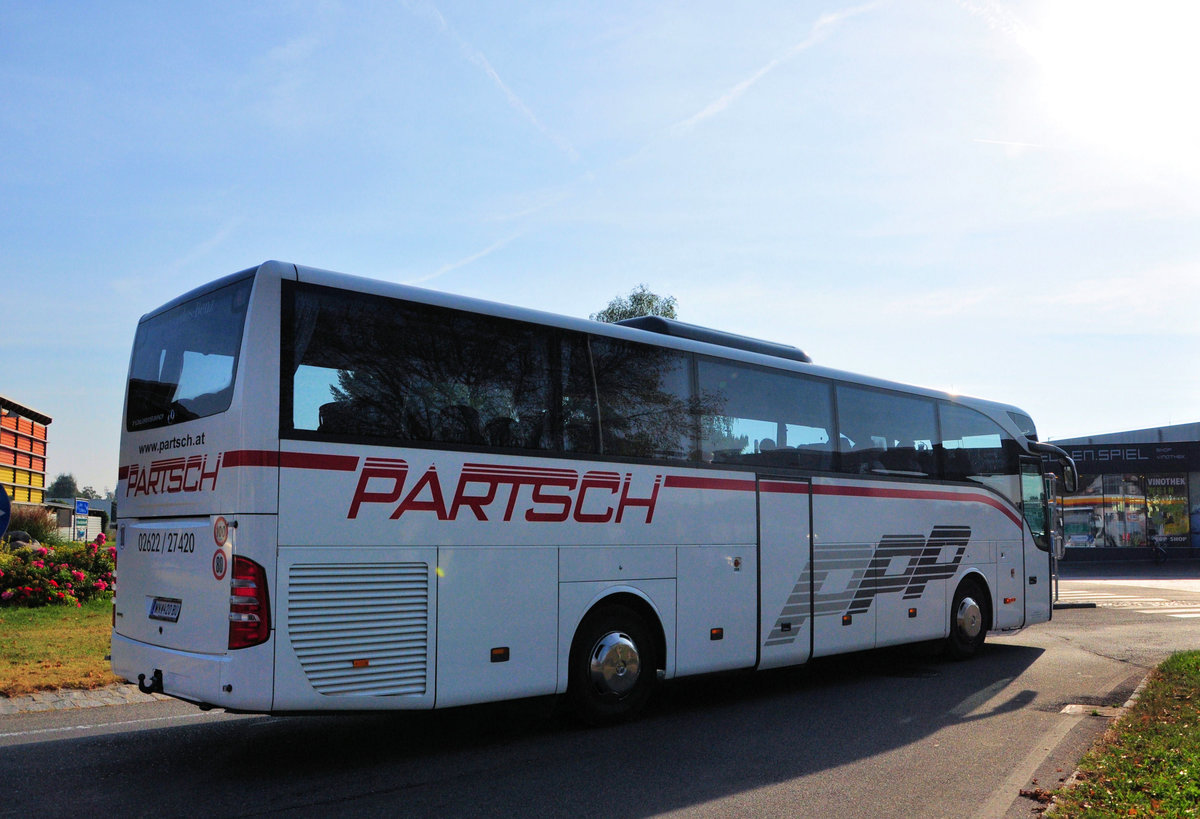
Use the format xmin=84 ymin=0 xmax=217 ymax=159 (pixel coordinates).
xmin=674 ymin=1 xmax=883 ymax=132
xmin=407 ymin=233 xmax=522 ymax=286
xmin=402 ymin=0 xmax=579 ymax=161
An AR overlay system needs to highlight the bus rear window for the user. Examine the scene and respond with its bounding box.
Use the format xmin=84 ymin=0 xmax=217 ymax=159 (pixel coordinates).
xmin=125 ymin=276 xmax=253 ymax=431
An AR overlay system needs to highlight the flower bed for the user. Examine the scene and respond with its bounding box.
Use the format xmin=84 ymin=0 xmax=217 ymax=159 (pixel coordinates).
xmin=0 ymin=533 xmax=116 ymax=608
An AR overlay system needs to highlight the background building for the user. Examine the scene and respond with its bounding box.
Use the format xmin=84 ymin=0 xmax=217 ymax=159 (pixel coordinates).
xmin=0 ymin=395 xmax=51 ymax=504
xmin=1053 ymin=423 xmax=1200 ymax=561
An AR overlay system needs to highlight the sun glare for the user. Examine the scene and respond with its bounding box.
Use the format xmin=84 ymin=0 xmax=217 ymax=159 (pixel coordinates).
xmin=1022 ymin=1 xmax=1200 ymax=179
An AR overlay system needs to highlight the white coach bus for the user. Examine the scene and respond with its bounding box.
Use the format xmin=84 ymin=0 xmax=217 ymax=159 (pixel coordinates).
xmin=112 ymin=261 xmax=1077 ymax=722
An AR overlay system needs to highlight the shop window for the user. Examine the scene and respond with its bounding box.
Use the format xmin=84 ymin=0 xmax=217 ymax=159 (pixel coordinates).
xmin=1146 ymin=474 xmax=1190 ymax=546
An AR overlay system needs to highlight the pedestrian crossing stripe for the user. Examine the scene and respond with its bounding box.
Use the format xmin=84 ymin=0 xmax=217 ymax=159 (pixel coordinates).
xmin=1056 ymin=584 xmax=1200 ymax=619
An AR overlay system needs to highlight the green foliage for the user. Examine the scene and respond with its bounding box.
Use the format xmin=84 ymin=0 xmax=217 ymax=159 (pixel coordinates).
xmin=6 ymin=506 xmax=64 ymax=545
xmin=591 ymin=285 xmax=678 ymax=323
xmin=1053 ymin=650 xmax=1200 ymax=816
xmin=46 ymin=473 xmax=78 ymax=500
xmin=0 ymin=533 xmax=115 ymax=608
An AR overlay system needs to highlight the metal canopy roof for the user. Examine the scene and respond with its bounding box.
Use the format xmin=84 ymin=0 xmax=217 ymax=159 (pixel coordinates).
xmin=0 ymin=394 xmax=53 ymax=426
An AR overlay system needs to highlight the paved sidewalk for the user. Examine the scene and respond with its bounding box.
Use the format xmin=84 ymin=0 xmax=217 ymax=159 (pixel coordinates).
xmin=0 ymin=683 xmax=168 ymax=715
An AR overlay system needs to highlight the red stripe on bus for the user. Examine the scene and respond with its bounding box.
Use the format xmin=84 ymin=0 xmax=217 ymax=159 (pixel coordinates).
xmin=661 ymin=474 xmax=1021 ymax=528
xmin=759 ymin=480 xmax=811 ymax=495
xmin=222 ymin=450 xmax=279 ymax=468
xmin=812 ymin=483 xmax=1023 ymax=527
xmin=222 ymin=450 xmax=360 ymax=472
xmin=279 ymin=452 xmax=360 ymax=471
xmin=663 ymin=475 xmax=757 ymax=492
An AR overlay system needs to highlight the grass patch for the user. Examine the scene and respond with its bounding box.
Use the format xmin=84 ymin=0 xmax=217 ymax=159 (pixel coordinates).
xmin=0 ymin=599 xmax=120 ymax=697
xmin=1053 ymin=650 xmax=1200 ymax=817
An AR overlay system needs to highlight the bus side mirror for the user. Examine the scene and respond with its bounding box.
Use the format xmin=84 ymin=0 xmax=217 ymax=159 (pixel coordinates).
xmin=1062 ymin=460 xmax=1079 ymax=494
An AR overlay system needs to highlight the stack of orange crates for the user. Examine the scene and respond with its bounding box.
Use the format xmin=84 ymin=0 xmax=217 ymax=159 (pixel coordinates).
xmin=1 ymin=404 xmax=50 ymax=504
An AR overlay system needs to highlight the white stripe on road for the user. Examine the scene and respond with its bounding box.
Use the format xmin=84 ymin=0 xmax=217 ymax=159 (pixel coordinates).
xmin=0 ymin=710 xmax=255 ymax=740
xmin=972 ymin=712 xmax=1084 ymax=819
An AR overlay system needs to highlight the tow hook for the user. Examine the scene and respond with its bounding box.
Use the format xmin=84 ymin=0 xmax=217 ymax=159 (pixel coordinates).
xmin=137 ymin=669 xmax=164 ymax=695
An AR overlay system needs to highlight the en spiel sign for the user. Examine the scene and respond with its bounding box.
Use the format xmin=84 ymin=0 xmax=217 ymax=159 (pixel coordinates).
xmin=1064 ymin=441 xmax=1200 ymax=474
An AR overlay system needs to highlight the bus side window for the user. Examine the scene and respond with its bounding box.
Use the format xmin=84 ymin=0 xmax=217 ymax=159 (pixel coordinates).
xmin=560 ymin=333 xmax=601 ymax=454
xmin=285 ymin=284 xmax=582 ymax=453
xmin=696 ymin=358 xmax=834 ymax=471
xmin=938 ymin=402 xmax=1019 ymax=482
xmin=835 ymin=386 xmax=938 ymax=478
xmin=590 ymin=337 xmax=694 ymax=461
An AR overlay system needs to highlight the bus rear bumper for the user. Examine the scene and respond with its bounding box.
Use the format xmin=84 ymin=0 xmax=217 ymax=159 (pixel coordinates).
xmin=111 ymin=632 xmax=252 ymax=710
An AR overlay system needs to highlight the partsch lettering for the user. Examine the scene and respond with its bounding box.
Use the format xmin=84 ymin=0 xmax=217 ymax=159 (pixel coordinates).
xmin=347 ymin=461 xmax=663 ymax=524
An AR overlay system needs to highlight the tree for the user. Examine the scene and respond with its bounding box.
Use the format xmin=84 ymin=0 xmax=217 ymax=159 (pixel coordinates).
xmin=47 ymin=473 xmax=78 ymax=501
xmin=78 ymin=486 xmax=102 ymax=500
xmin=590 ymin=285 xmax=678 ymax=324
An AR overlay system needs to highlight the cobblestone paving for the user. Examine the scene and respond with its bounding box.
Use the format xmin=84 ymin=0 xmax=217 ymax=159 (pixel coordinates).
xmin=0 ymin=684 xmax=168 ymax=715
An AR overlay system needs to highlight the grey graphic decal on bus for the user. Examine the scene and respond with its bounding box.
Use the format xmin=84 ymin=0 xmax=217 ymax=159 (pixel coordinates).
xmin=764 ymin=525 xmax=972 ymax=646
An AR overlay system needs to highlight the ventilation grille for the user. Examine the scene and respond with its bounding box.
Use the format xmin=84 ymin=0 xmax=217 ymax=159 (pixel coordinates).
xmin=288 ymin=562 xmax=429 ymax=696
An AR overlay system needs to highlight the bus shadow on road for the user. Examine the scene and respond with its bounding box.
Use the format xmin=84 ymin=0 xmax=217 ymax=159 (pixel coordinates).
xmin=203 ymin=642 xmax=1047 ymax=816
xmin=6 ymin=642 xmax=1045 ymax=817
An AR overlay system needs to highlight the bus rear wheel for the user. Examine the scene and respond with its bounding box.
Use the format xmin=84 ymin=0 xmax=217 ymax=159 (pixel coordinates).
xmin=945 ymin=579 xmax=988 ymax=659
xmin=568 ymin=604 xmax=657 ymax=725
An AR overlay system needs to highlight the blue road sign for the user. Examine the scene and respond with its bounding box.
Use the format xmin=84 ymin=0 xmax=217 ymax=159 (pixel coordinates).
xmin=75 ymin=498 xmax=89 ymax=516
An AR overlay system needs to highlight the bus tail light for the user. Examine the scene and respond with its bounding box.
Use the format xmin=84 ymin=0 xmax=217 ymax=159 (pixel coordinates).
xmin=229 ymin=556 xmax=271 ymax=649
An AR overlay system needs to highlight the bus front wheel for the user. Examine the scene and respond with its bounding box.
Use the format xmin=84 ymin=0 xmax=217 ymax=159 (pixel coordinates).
xmin=568 ymin=604 xmax=657 ymax=725
xmin=945 ymin=579 xmax=988 ymax=659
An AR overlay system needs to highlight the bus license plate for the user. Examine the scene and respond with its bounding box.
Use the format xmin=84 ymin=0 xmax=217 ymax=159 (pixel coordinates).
xmin=149 ymin=597 xmax=182 ymax=623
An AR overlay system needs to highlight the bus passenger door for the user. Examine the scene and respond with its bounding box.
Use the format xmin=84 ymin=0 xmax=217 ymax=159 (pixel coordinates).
xmin=1021 ymin=458 xmax=1052 ymax=625
xmin=757 ymin=476 xmax=813 ymax=670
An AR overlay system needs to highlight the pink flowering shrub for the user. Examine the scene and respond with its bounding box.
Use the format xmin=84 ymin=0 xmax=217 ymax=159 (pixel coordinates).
xmin=0 ymin=534 xmax=116 ymax=608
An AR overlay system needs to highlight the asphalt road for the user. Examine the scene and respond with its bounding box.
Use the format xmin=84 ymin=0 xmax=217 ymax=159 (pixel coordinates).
xmin=3 ymin=567 xmax=1198 ymax=818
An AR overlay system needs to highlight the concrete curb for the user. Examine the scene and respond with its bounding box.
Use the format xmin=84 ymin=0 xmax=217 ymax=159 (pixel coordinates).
xmin=1043 ymin=672 xmax=1153 ymax=816
xmin=0 ymin=683 xmax=169 ymax=715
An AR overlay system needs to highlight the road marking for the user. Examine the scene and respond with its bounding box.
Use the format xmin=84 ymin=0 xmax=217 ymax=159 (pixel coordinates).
xmin=0 ymin=710 xmax=251 ymax=740
xmin=1057 ymin=595 xmax=1161 ymax=603
xmin=972 ymin=712 xmax=1084 ymax=819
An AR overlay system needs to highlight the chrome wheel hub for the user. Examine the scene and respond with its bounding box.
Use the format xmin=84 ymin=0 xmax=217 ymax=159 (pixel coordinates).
xmin=589 ymin=631 xmax=641 ymax=696
xmin=956 ymin=596 xmax=983 ymax=640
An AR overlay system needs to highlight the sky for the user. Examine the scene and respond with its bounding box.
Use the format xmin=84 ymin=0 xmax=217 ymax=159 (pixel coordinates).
xmin=3 ymin=0 xmax=1199 ymax=494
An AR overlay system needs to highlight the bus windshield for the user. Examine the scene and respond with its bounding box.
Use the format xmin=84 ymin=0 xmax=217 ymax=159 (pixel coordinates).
xmin=125 ymin=275 xmax=253 ymax=431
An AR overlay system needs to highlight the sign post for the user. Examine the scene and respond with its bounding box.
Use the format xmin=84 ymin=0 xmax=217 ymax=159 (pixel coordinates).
xmin=74 ymin=498 xmax=89 ymax=542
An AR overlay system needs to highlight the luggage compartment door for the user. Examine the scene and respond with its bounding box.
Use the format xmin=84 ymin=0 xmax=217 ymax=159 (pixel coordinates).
xmin=757 ymin=476 xmax=813 ymax=670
